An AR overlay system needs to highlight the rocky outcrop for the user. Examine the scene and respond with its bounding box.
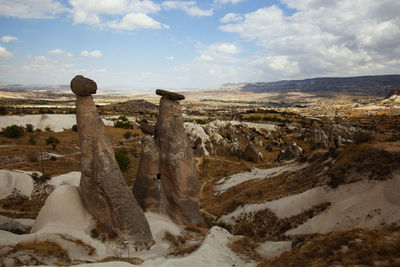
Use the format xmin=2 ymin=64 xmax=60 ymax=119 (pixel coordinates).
xmin=71 ymin=75 xmax=153 ymax=245
xmin=141 ymin=124 xmax=155 ymax=136
xmin=133 ymin=135 xmax=164 ymax=212
xmin=155 ymin=90 xmax=202 ymax=225
xmin=244 ymin=142 xmax=263 ymax=163
xmin=386 ymin=89 xmax=400 ymax=99
xmin=276 ymin=142 xmax=303 ymax=162
xmin=0 ymin=215 xmax=28 ymax=234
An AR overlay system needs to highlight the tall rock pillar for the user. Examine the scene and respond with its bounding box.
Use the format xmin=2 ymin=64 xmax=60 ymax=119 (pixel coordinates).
xmin=71 ymin=75 xmax=153 ymax=246
xmin=155 ymin=89 xmax=203 ymax=225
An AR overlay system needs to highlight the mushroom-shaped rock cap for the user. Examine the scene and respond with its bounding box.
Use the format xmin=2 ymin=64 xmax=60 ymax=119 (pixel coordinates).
xmin=155 ymin=89 xmax=185 ymax=101
xmin=70 ymin=75 xmax=97 ymax=96
xmin=141 ymin=124 xmax=155 ymax=136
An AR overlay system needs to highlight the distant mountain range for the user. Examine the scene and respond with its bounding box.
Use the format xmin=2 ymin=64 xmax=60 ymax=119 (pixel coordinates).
xmin=221 ymin=75 xmax=400 ymax=96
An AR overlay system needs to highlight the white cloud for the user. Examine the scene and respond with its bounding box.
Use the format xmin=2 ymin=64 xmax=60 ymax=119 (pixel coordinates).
xmin=220 ymin=13 xmax=242 ymax=23
xmin=109 ymin=13 xmax=169 ymax=30
xmin=0 ymin=0 xmax=68 ymax=19
xmin=80 ymin=50 xmax=102 ymax=58
xmin=165 ymin=56 xmax=174 ymax=60
xmin=48 ymin=48 xmax=63 ymax=55
xmin=196 ymin=42 xmax=241 ymax=63
xmin=69 ymin=0 xmax=167 ymax=31
xmin=162 ymin=1 xmax=213 ymax=17
xmin=214 ymin=0 xmax=245 ymax=5
xmin=197 ymin=54 xmax=214 ymax=62
xmin=0 ymin=46 xmax=13 ymax=59
xmin=1 ymin=36 xmax=18 ymax=43
xmin=220 ymin=1 xmax=400 ymax=78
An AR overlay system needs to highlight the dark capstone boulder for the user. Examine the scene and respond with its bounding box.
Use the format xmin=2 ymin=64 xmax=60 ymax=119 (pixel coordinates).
xmin=70 ymin=75 xmax=97 ymax=96
xmin=155 ymin=89 xmax=185 ymax=101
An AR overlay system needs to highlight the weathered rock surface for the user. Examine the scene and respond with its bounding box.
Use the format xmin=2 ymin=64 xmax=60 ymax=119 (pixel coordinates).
xmin=0 ymin=215 xmax=28 ymax=234
xmin=244 ymin=141 xmax=263 ymax=163
xmin=276 ymin=142 xmax=303 ymax=162
xmin=155 ymin=93 xmax=202 ymax=224
xmin=156 ymin=89 xmax=185 ymax=101
xmin=70 ymin=75 xmax=97 ymax=96
xmin=72 ymin=76 xmax=153 ymax=245
xmin=133 ymin=135 xmax=164 ymax=212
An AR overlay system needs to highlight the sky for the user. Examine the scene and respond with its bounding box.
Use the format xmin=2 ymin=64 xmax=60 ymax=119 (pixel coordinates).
xmin=0 ymin=0 xmax=400 ymax=90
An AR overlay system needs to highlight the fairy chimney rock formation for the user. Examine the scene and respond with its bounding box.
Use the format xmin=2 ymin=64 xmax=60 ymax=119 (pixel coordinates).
xmin=133 ymin=135 xmax=163 ymax=212
xmin=155 ymin=89 xmax=202 ymax=225
xmin=71 ymin=75 xmax=153 ymax=245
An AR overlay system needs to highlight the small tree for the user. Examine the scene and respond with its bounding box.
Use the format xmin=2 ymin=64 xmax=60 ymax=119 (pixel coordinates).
xmin=115 ymin=150 xmax=130 ymax=171
xmin=46 ymin=136 xmax=60 ymax=150
xmin=2 ymin=125 xmax=24 ymax=138
xmin=26 ymin=124 xmax=34 ymax=133
xmin=123 ymin=131 xmax=132 ymax=139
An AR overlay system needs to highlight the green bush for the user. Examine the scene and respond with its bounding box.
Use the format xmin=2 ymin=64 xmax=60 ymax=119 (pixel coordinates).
xmin=46 ymin=136 xmax=60 ymax=150
xmin=114 ymin=120 xmax=133 ymax=129
xmin=118 ymin=115 xmax=128 ymax=121
xmin=26 ymin=124 xmax=34 ymax=132
xmin=28 ymin=136 xmax=37 ymax=145
xmin=2 ymin=125 xmax=24 ymax=138
xmin=115 ymin=150 xmax=130 ymax=171
xmin=139 ymin=118 xmax=148 ymax=124
xmin=123 ymin=131 xmax=132 ymax=139
xmin=0 ymin=106 xmax=7 ymax=115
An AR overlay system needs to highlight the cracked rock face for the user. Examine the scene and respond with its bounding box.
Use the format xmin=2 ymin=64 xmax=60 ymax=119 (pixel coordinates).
xmin=71 ymin=75 xmax=153 ymax=245
xmin=133 ymin=135 xmax=164 ymax=212
xmin=155 ymin=95 xmax=202 ymax=225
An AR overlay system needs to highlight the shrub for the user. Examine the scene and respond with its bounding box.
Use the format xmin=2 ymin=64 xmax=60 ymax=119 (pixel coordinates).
xmin=25 ymin=124 xmax=34 ymax=133
xmin=118 ymin=115 xmax=128 ymax=121
xmin=0 ymin=106 xmax=7 ymax=115
xmin=2 ymin=125 xmax=24 ymax=138
xmin=115 ymin=150 xmax=130 ymax=171
xmin=72 ymin=124 xmax=78 ymax=132
xmin=114 ymin=120 xmax=133 ymax=129
xmin=139 ymin=118 xmax=148 ymax=124
xmin=46 ymin=136 xmax=60 ymax=150
xmin=45 ymin=126 xmax=51 ymax=131
xmin=123 ymin=131 xmax=132 ymax=139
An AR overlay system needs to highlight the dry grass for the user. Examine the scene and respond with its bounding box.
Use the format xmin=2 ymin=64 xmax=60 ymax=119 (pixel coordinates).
xmin=99 ymin=256 xmax=143 ymax=265
xmin=260 ymin=222 xmax=400 ymax=267
xmin=162 ymin=225 xmax=208 ymax=256
xmin=326 ymin=143 xmax=400 ymax=188
xmin=0 ymin=240 xmax=70 ymax=265
xmin=229 ymin=236 xmax=263 ymax=263
xmin=90 ymin=220 xmax=118 ymax=242
xmin=59 ymin=234 xmax=96 ymax=256
xmin=201 ymin=158 xmax=324 ymax=218
xmin=0 ymin=195 xmax=45 ymax=219
xmin=231 ymin=203 xmax=331 ymax=242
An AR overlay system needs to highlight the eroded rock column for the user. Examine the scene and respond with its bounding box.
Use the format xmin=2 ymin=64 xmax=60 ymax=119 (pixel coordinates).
xmin=155 ymin=89 xmax=203 ymax=225
xmin=71 ymin=75 xmax=153 ymax=245
xmin=133 ymin=134 xmax=163 ymax=212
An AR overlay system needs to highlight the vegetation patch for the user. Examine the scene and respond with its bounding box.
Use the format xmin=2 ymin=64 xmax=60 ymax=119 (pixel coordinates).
xmin=232 ymin=202 xmax=331 ymax=241
xmin=260 ymin=223 xmax=400 ymax=267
